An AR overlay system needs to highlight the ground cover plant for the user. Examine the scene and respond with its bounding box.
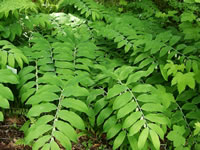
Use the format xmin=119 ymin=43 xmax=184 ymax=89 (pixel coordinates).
xmin=0 ymin=0 xmax=200 ymax=149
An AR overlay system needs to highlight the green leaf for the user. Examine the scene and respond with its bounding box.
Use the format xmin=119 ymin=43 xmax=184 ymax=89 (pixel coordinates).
xmin=26 ymin=92 xmax=59 ymax=104
xmin=21 ymin=88 xmax=35 ymax=103
xmin=55 ymin=61 xmax=74 ymax=69
xmin=117 ymin=40 xmax=127 ymax=48
xmin=129 ymin=120 xmax=145 ymax=136
xmin=134 ymin=53 xmax=148 ymax=64
xmin=113 ymin=92 xmax=132 ymax=110
xmin=128 ymin=136 xmax=139 ymax=150
xmin=150 ymin=130 xmax=160 ymax=150
xmin=182 ymin=103 xmax=196 ymax=110
xmin=184 ymin=0 xmax=195 ymax=3
xmin=195 ymin=144 xmax=200 ymax=150
xmin=8 ymin=54 xmax=15 ymax=68
xmin=156 ymin=31 xmax=172 ymax=42
xmin=0 ymin=0 xmax=37 ymax=17
xmin=37 ymin=85 xmax=61 ymax=94
xmin=123 ymin=112 xmax=142 ymax=129
xmin=160 ymin=46 xmax=171 ymax=57
xmin=0 ymin=51 xmax=7 ymax=67
xmin=0 ymin=96 xmax=9 ymax=109
xmin=0 ymin=69 xmax=19 ymax=84
xmin=141 ymin=103 xmax=164 ymax=112
xmin=167 ymin=125 xmax=186 ymax=147
xmin=153 ymin=85 xmax=175 ymax=108
xmin=118 ymin=66 xmax=136 ymax=81
xmin=148 ymin=123 xmax=164 ymax=140
xmin=159 ymin=64 xmax=168 ymax=81
xmin=25 ymin=124 xmax=52 ymax=144
xmin=32 ymin=135 xmax=51 ymax=150
xmin=97 ymin=107 xmax=113 ymax=126
xmin=0 ymin=84 xmax=14 ymax=100
xmin=113 ymin=131 xmax=126 ymax=149
xmin=138 ymin=58 xmax=154 ymax=69
xmin=50 ymin=140 xmax=60 ymax=150
xmin=126 ymin=71 xmax=147 ymax=85
xmin=114 ymin=36 xmax=124 ymax=42
xmin=53 ymin=131 xmax=72 ymax=150
xmin=63 ymin=85 xmax=89 ymax=97
xmin=107 ymin=84 xmax=127 ymax=99
xmin=55 ymin=120 xmax=78 ymax=142
xmin=94 ymin=98 xmax=108 ymax=115
xmin=137 ymin=94 xmax=157 ymax=103
xmin=14 ymin=54 xmax=23 ymax=68
xmin=164 ymin=61 xmax=185 ymax=76
xmin=41 ymin=144 xmax=50 ymax=150
xmin=19 ymin=73 xmax=35 ymax=87
xmin=87 ymin=89 xmax=104 ymax=104
xmin=117 ymin=101 xmax=137 ymax=119
xmin=39 ymin=73 xmax=63 ymax=87
xmin=58 ymin=110 xmax=85 ymax=130
xmin=150 ymin=41 xmax=165 ymax=54
xmin=138 ymin=128 xmax=149 ymax=150
xmin=0 ymin=111 xmax=3 ymax=121
xmin=181 ymin=12 xmax=196 ymax=22
xmin=132 ymin=84 xmax=155 ymax=93
xmin=27 ymin=103 xmax=57 ymax=117
xmin=28 ymin=115 xmax=54 ymax=134
xmin=172 ymin=72 xmax=195 ymax=94
xmin=125 ymin=42 xmax=132 ymax=53
xmin=61 ymin=98 xmax=89 ymax=115
xmin=103 ymin=116 xmax=117 ymax=132
xmin=169 ymin=36 xmax=181 ymax=46
xmin=107 ymin=124 xmax=122 ymax=140
xmin=145 ymin=114 xmax=170 ymax=125
xmin=194 ymin=122 xmax=200 ymax=136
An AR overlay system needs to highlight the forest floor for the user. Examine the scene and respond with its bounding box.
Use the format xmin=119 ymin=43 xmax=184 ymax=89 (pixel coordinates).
xmin=0 ymin=115 xmax=112 ymax=150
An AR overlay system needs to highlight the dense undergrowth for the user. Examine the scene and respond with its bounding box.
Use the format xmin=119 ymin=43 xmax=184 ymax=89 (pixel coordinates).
xmin=0 ymin=0 xmax=200 ymax=149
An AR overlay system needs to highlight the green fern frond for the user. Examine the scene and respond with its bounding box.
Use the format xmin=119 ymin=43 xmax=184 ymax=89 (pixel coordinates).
xmin=0 ymin=0 xmax=37 ymax=18
xmin=0 ymin=40 xmax=28 ymax=68
xmin=58 ymin=0 xmax=107 ymax=21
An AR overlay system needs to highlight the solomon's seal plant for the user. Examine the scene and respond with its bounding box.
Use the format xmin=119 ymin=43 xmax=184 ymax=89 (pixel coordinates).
xmin=0 ymin=0 xmax=199 ymax=149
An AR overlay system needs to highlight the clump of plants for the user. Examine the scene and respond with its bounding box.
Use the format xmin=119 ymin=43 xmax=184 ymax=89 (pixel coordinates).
xmin=0 ymin=0 xmax=200 ymax=150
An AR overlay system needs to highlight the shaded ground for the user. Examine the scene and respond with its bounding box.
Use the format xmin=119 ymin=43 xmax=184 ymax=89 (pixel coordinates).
xmin=0 ymin=116 xmax=30 ymax=150
xmin=0 ymin=116 xmax=112 ymax=150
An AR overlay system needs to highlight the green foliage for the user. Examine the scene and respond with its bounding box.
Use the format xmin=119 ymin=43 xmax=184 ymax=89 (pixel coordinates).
xmin=58 ymin=0 xmax=110 ymax=20
xmin=0 ymin=40 xmax=28 ymax=68
xmin=0 ymin=0 xmax=200 ymax=150
xmin=0 ymin=0 xmax=37 ymax=18
xmin=0 ymin=69 xmax=19 ymax=121
xmin=167 ymin=125 xmax=186 ymax=149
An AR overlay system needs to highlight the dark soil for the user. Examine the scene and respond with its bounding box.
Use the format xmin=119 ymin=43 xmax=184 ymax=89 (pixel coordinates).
xmin=0 ymin=116 xmax=30 ymax=150
xmin=0 ymin=116 xmax=112 ymax=150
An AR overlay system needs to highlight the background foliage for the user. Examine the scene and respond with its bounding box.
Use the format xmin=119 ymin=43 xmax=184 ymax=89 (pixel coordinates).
xmin=0 ymin=0 xmax=200 ymax=149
